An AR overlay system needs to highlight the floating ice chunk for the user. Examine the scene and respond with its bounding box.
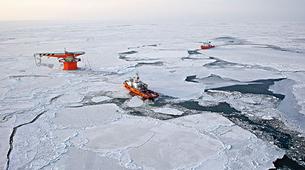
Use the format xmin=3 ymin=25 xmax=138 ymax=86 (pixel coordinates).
xmin=262 ymin=115 xmax=274 ymax=120
xmin=83 ymin=118 xmax=157 ymax=152
xmin=67 ymin=103 xmax=84 ymax=107
xmin=51 ymin=148 xmax=128 ymax=170
xmin=54 ymin=104 xmax=121 ymax=128
xmin=57 ymin=93 xmax=83 ymax=104
xmin=126 ymin=96 xmax=144 ymax=108
xmin=153 ymin=107 xmax=184 ymax=116
xmin=91 ymin=96 xmax=111 ymax=103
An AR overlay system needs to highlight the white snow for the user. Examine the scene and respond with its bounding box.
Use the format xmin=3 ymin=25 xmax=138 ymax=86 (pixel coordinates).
xmin=1 ymin=21 xmax=305 ymax=170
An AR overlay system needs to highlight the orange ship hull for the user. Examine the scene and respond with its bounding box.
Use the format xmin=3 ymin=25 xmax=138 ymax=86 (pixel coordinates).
xmin=124 ymin=82 xmax=159 ymax=100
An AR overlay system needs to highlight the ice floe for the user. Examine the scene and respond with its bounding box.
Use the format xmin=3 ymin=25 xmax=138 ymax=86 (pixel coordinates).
xmin=1 ymin=21 xmax=305 ymax=169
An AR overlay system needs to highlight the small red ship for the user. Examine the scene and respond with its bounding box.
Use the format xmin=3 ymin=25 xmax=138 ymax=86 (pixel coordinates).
xmin=124 ymin=74 xmax=159 ymax=100
xmin=201 ymin=42 xmax=215 ymax=50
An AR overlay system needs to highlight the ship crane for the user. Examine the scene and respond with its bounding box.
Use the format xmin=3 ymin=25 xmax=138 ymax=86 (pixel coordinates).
xmin=34 ymin=50 xmax=85 ymax=70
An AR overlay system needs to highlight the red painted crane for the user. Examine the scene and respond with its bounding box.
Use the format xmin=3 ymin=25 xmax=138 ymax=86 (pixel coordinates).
xmin=34 ymin=50 xmax=85 ymax=70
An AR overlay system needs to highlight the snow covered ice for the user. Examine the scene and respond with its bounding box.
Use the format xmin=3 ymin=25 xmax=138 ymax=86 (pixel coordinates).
xmin=1 ymin=21 xmax=305 ymax=170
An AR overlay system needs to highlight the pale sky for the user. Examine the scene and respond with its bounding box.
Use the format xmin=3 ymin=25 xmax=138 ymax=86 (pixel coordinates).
xmin=1 ymin=0 xmax=305 ymax=22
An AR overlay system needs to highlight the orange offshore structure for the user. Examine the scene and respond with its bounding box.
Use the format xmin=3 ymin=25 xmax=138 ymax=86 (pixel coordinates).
xmin=34 ymin=50 xmax=85 ymax=70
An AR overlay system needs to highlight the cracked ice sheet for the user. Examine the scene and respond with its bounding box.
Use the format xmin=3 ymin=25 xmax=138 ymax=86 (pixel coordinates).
xmin=111 ymin=65 xmax=282 ymax=103
xmin=121 ymin=48 xmax=186 ymax=63
xmin=283 ymin=72 xmax=305 ymax=117
xmin=170 ymin=58 xmax=284 ymax=83
xmin=51 ymin=147 xmax=128 ymax=170
xmin=0 ymin=117 xmax=16 ymax=170
xmin=113 ymin=65 xmax=203 ymax=99
xmin=8 ymin=103 xmax=123 ymax=170
xmin=125 ymin=64 xmax=282 ymax=100
xmin=75 ymin=114 xmax=284 ymax=170
xmin=0 ymin=127 xmax=11 ymax=170
xmin=53 ymin=104 xmax=123 ymax=129
xmin=203 ymin=45 xmax=305 ymax=72
xmin=126 ymin=49 xmax=283 ymax=88
xmin=201 ymin=90 xmax=283 ymax=120
xmin=169 ymin=113 xmax=285 ymax=170
xmin=1 ymin=22 xmax=304 ymax=169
